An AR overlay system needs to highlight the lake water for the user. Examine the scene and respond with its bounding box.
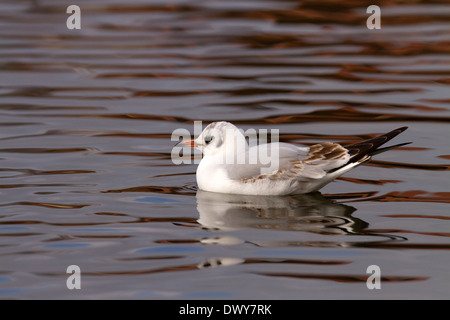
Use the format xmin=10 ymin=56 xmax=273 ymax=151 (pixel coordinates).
xmin=0 ymin=0 xmax=449 ymax=299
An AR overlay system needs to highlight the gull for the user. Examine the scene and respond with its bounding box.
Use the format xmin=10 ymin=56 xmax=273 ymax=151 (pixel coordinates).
xmin=183 ymin=122 xmax=409 ymax=196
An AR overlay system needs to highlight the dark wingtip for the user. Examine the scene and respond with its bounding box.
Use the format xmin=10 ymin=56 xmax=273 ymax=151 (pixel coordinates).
xmin=369 ymin=141 xmax=412 ymax=156
xmin=329 ymin=127 xmax=410 ymax=173
xmin=345 ymin=126 xmax=409 ymax=162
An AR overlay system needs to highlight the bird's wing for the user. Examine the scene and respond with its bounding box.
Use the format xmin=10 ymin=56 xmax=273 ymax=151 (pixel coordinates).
xmin=235 ymin=126 xmax=410 ymax=183
xmin=223 ymin=142 xmax=309 ymax=180
xmin=238 ymin=142 xmax=350 ymax=183
xmin=222 ymin=141 xmax=348 ymax=182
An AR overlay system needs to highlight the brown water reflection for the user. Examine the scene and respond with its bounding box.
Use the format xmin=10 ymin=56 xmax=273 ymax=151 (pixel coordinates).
xmin=0 ymin=0 xmax=449 ymax=299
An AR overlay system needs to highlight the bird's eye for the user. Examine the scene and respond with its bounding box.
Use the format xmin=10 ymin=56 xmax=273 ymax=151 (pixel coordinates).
xmin=204 ymin=136 xmax=213 ymax=144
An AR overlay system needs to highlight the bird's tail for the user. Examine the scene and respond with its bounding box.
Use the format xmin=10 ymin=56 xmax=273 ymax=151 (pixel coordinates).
xmin=328 ymin=127 xmax=410 ymax=174
xmin=345 ymin=126 xmax=410 ymax=163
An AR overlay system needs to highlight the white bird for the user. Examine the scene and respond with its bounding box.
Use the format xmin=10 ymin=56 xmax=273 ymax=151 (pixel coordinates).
xmin=183 ymin=122 xmax=409 ymax=196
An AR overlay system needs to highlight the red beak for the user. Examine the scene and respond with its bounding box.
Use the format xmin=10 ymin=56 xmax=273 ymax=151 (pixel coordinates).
xmin=181 ymin=139 xmax=197 ymax=147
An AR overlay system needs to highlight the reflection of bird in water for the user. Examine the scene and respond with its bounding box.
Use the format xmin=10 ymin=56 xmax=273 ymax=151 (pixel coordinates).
xmin=196 ymin=190 xmax=367 ymax=235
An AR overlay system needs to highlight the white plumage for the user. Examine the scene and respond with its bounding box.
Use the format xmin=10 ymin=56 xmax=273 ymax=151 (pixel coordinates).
xmin=185 ymin=121 xmax=408 ymax=196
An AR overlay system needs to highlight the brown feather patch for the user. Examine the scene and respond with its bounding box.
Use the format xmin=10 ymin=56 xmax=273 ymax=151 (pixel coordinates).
xmin=240 ymin=143 xmax=349 ymax=183
xmin=306 ymin=143 xmax=347 ymax=163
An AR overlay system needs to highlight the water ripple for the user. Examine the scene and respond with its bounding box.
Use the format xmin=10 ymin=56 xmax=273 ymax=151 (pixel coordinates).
xmin=0 ymin=0 xmax=449 ymax=299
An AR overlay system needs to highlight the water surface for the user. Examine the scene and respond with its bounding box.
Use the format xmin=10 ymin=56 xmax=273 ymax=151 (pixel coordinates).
xmin=0 ymin=0 xmax=449 ymax=299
